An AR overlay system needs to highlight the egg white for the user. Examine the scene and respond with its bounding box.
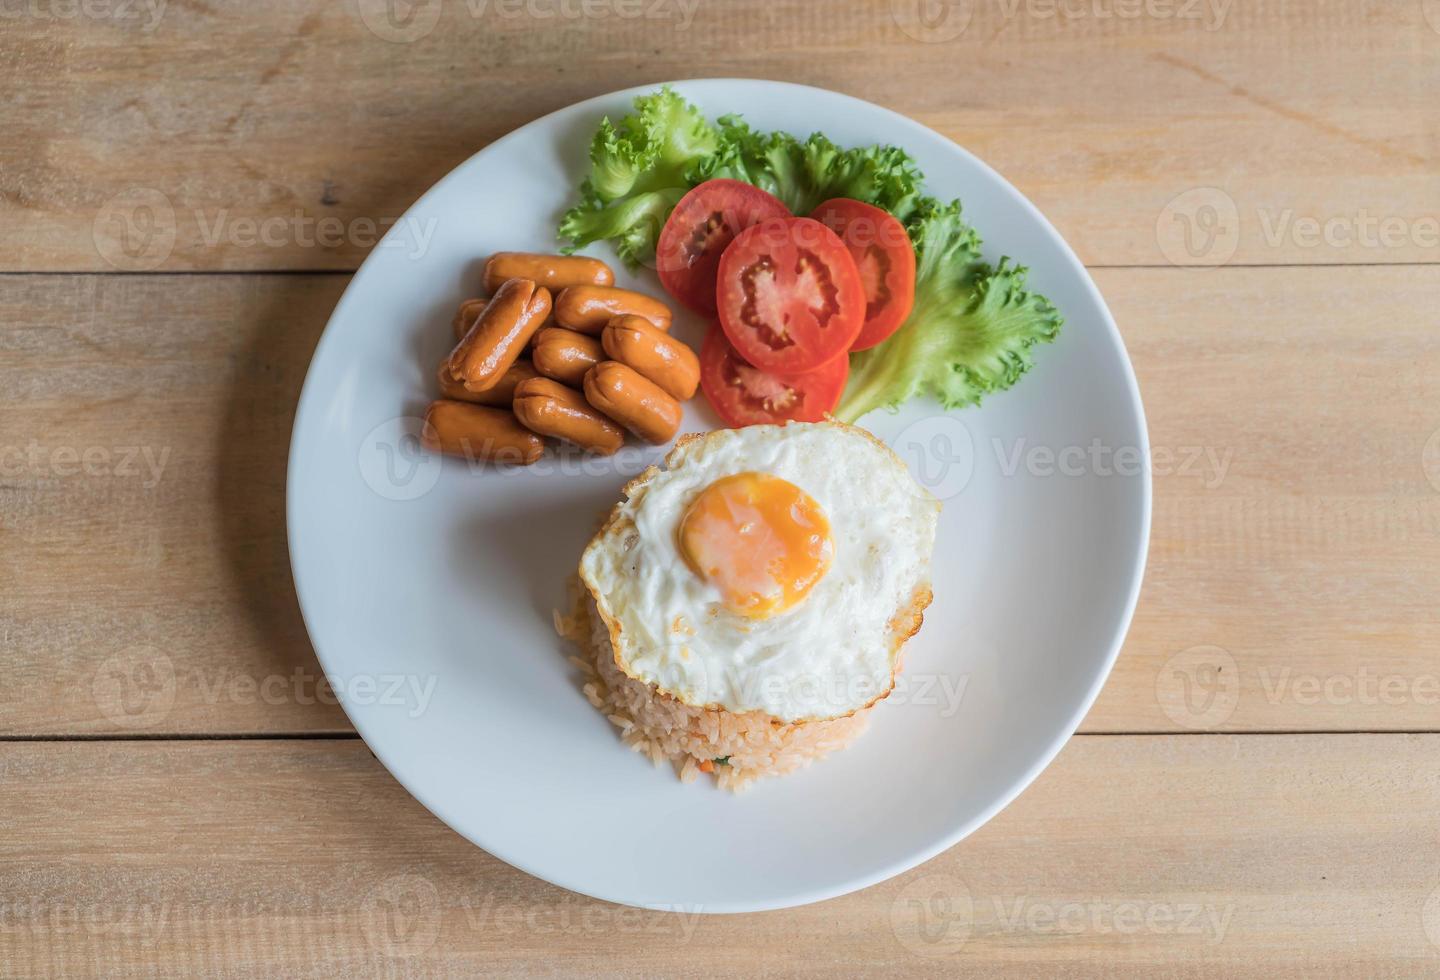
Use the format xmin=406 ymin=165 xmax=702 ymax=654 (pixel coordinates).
xmin=579 ymin=420 xmax=940 ymax=723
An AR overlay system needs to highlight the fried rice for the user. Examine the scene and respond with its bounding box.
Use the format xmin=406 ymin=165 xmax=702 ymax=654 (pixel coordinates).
xmin=555 ymin=589 xmax=875 ymax=792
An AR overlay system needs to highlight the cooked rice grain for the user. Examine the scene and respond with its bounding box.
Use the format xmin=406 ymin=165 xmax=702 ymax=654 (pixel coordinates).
xmin=555 ymin=589 xmax=871 ymax=792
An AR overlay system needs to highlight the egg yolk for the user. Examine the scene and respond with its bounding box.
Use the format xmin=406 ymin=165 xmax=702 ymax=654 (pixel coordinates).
xmin=678 ymin=472 xmax=834 ymax=619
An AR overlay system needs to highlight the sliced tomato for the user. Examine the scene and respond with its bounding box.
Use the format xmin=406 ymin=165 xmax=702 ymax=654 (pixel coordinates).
xmin=810 ymin=198 xmax=916 ymax=351
xmin=716 ymin=216 xmax=865 ymax=374
xmin=699 ymin=325 xmax=849 ymax=427
xmin=655 ymin=179 xmax=790 ymax=317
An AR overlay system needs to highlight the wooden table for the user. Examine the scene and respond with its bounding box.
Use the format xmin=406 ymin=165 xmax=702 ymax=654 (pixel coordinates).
xmin=3 ymin=2 xmax=1437 ymax=975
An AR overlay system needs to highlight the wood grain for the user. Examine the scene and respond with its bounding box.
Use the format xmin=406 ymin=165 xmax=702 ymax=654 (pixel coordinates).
xmin=1086 ymin=263 xmax=1440 ymax=732
xmin=5 ymin=6 xmax=1438 ymax=977
xmin=1 ymin=1 xmax=1436 ymax=271
xmin=3 ymin=735 xmax=1440 ymax=976
xmin=0 ymin=274 xmax=350 ymax=735
xmin=3 ymin=266 xmax=1436 ymax=736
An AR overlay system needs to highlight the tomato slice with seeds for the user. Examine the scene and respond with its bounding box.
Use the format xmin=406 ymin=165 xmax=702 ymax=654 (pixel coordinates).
xmin=716 ymin=216 xmax=865 ymax=375
xmin=699 ymin=325 xmax=849 ymax=427
xmin=810 ymin=198 xmax=916 ymax=351
xmin=655 ymin=179 xmax=791 ymax=317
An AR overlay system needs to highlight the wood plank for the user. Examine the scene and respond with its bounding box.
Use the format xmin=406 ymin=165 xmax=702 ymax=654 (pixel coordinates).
xmin=2 ymin=735 xmax=1439 ymax=976
xmin=0 ymin=274 xmax=350 ymax=734
xmin=1 ymin=1 xmax=1436 ymax=271
xmin=2 ymin=266 xmax=1437 ymax=735
xmin=1084 ymin=264 xmax=1440 ymax=732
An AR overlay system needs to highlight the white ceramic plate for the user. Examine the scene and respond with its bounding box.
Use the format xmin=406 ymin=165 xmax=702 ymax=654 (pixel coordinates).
xmin=287 ymin=79 xmax=1149 ymax=913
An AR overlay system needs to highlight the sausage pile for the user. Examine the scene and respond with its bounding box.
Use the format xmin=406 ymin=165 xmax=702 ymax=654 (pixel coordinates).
xmin=421 ymin=252 xmax=701 ymax=465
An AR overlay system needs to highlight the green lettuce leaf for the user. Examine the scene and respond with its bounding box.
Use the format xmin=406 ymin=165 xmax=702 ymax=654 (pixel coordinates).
xmin=558 ymin=188 xmax=686 ymax=269
xmin=697 ymin=117 xmax=924 ymax=218
xmin=555 ymin=88 xmax=1064 ymax=418
xmin=558 ymin=94 xmax=928 ymax=266
xmin=834 ymin=201 xmax=1063 ymax=422
xmin=557 ymin=87 xmax=720 ymax=265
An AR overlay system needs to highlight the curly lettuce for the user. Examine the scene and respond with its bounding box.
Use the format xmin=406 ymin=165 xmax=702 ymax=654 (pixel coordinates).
xmin=558 ymin=88 xmax=926 ymax=267
xmin=557 ymin=87 xmax=1063 ymax=420
xmin=557 ymin=88 xmax=720 ymax=267
xmin=695 ymin=117 xmax=924 ymax=219
xmin=835 ymin=201 xmax=1062 ymax=421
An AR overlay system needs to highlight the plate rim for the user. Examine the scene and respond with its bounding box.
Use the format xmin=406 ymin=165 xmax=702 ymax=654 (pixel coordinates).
xmin=285 ymin=77 xmax=1152 ymax=914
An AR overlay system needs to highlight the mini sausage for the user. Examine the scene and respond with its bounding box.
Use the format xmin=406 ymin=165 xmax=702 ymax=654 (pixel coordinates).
xmin=583 ymin=361 xmax=682 ymax=445
xmin=483 ymin=252 xmax=615 ymax=294
xmin=452 ymin=297 xmax=486 ymax=341
xmin=449 ymin=279 xmax=552 ymax=392
xmin=437 ymin=359 xmax=539 ymax=406
xmin=512 ymin=377 xmax=625 ymax=456
xmin=531 ymin=327 xmax=604 ymax=387
xmin=553 ymin=285 xmax=672 ymax=335
xmin=601 ymin=315 xmax=700 ymax=401
xmin=421 ymin=400 xmax=544 ymax=466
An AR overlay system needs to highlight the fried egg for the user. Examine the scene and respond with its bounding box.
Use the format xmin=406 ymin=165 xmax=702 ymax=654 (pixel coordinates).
xmin=579 ymin=420 xmax=940 ymax=723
